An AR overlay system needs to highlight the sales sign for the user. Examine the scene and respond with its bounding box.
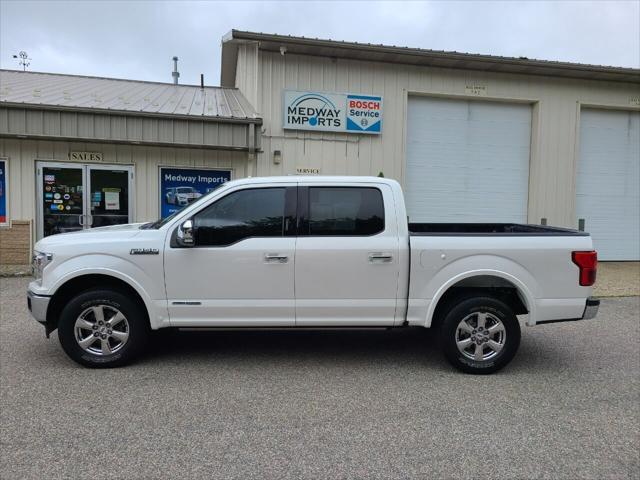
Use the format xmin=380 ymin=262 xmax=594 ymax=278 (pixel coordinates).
xmin=69 ymin=151 xmax=103 ymax=162
xmin=159 ymin=167 xmax=231 ymax=219
xmin=283 ymin=90 xmax=383 ymax=135
xmin=0 ymin=159 xmax=6 ymax=224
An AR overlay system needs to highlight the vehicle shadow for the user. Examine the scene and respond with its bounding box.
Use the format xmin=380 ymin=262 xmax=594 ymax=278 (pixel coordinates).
xmin=142 ymin=327 xmax=449 ymax=370
xmin=139 ymin=325 xmax=576 ymax=374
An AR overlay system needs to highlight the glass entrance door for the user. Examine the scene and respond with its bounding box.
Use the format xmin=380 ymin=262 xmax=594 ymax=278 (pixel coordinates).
xmin=40 ymin=165 xmax=85 ymax=237
xmin=87 ymin=166 xmax=131 ymax=228
xmin=37 ymin=162 xmax=134 ymax=239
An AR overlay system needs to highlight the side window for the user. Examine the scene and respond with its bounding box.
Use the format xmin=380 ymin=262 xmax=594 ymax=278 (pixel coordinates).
xmin=193 ymin=188 xmax=286 ymax=246
xmin=308 ymin=187 xmax=384 ymax=236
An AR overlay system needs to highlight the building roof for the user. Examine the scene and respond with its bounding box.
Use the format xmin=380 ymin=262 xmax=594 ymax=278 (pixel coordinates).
xmin=221 ymin=30 xmax=640 ymax=86
xmin=0 ymin=69 xmax=260 ymax=122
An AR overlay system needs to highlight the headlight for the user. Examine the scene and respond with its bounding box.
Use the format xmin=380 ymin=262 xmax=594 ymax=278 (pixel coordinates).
xmin=32 ymin=251 xmax=53 ymax=281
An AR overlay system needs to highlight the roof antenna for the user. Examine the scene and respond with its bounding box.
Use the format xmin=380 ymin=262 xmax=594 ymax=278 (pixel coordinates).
xmin=172 ymin=56 xmax=180 ymax=85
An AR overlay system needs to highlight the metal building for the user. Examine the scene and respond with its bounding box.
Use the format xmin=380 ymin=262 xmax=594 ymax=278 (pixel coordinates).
xmin=0 ymin=70 xmax=260 ymax=265
xmin=0 ymin=31 xmax=639 ymax=265
xmin=221 ymin=30 xmax=640 ymax=260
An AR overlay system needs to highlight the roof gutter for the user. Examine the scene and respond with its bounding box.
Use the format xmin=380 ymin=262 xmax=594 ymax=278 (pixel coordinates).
xmin=226 ymin=30 xmax=640 ymax=84
xmin=0 ymin=132 xmax=255 ymax=152
xmin=0 ymin=101 xmax=262 ymax=125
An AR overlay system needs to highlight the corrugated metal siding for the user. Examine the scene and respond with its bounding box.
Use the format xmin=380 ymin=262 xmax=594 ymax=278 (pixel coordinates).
xmin=238 ymin=46 xmax=640 ymax=227
xmin=0 ymin=138 xmax=252 ymax=227
xmin=0 ymin=106 xmax=253 ymax=150
xmin=0 ymin=70 xmax=259 ymax=120
xmin=235 ymin=43 xmax=260 ymax=109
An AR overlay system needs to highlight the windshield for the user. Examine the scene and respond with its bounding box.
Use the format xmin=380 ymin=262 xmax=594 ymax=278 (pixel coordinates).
xmin=140 ymin=186 xmax=224 ymax=229
xmin=176 ymin=187 xmax=194 ymax=194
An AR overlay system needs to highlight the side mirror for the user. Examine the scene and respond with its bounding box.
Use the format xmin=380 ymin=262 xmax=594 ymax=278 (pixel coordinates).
xmin=176 ymin=219 xmax=195 ymax=247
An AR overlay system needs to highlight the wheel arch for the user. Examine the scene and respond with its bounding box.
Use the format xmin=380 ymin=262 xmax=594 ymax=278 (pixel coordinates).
xmin=46 ymin=273 xmax=153 ymax=333
xmin=426 ymin=270 xmax=536 ymax=329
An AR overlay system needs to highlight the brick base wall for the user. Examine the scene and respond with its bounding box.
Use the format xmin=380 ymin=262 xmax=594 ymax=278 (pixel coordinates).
xmin=0 ymin=221 xmax=31 ymax=265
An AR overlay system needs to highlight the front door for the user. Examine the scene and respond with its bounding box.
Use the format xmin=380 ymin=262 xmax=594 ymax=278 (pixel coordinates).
xmin=163 ymin=185 xmax=297 ymax=326
xmin=87 ymin=165 xmax=132 ymax=229
xmin=37 ymin=162 xmax=134 ymax=239
xmin=39 ymin=164 xmax=85 ymax=237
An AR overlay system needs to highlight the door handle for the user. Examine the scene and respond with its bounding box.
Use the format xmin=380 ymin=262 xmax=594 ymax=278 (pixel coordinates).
xmin=264 ymin=253 xmax=289 ymax=263
xmin=78 ymin=215 xmax=93 ymax=227
xmin=369 ymin=252 xmax=393 ymax=263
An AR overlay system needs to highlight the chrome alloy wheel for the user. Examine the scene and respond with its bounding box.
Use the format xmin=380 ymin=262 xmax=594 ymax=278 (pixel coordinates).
xmin=455 ymin=311 xmax=506 ymax=362
xmin=74 ymin=305 xmax=129 ymax=356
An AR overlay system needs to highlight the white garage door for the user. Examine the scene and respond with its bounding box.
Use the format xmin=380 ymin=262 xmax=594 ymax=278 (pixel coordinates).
xmin=406 ymin=96 xmax=531 ymax=223
xmin=576 ymin=109 xmax=640 ymax=261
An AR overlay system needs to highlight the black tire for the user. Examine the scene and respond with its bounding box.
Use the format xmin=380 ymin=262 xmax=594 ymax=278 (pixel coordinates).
xmin=440 ymin=296 xmax=521 ymax=374
xmin=57 ymin=289 xmax=149 ymax=368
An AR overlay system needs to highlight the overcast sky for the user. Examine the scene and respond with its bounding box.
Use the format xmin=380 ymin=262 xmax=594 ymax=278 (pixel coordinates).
xmin=1 ymin=0 xmax=638 ymax=86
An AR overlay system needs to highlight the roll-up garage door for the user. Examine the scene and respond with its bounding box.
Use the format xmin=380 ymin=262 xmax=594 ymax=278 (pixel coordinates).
xmin=405 ymin=96 xmax=532 ymax=223
xmin=576 ymin=109 xmax=640 ymax=261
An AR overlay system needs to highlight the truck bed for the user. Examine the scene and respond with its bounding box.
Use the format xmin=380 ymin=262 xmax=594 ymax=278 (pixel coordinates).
xmin=409 ymin=223 xmax=588 ymax=236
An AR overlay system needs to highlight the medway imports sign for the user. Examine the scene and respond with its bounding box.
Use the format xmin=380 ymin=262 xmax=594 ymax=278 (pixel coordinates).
xmin=159 ymin=167 xmax=231 ymax=219
xmin=283 ymin=90 xmax=383 ymax=135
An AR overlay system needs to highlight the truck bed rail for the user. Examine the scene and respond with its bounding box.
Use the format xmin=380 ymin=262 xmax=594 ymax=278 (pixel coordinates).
xmin=409 ymin=223 xmax=589 ymax=236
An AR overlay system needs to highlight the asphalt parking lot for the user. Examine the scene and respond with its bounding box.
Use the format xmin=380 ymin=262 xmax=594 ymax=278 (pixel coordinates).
xmin=1 ymin=277 xmax=638 ymax=480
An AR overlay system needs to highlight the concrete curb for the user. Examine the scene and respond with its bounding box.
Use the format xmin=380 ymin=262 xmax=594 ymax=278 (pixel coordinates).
xmin=0 ymin=265 xmax=31 ymax=278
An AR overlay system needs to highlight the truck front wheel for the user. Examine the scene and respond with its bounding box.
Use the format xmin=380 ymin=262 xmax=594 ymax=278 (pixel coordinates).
xmin=57 ymin=289 xmax=149 ymax=368
xmin=440 ymin=296 xmax=521 ymax=374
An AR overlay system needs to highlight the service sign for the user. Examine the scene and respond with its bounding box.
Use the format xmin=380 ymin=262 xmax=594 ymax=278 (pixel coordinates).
xmin=159 ymin=167 xmax=231 ymax=219
xmin=283 ymin=90 xmax=383 ymax=135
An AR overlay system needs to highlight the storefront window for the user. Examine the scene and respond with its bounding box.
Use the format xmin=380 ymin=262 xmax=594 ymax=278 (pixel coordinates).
xmin=159 ymin=167 xmax=232 ymax=219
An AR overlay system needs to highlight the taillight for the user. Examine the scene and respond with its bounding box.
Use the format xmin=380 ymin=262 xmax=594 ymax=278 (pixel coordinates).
xmin=572 ymin=251 xmax=598 ymax=286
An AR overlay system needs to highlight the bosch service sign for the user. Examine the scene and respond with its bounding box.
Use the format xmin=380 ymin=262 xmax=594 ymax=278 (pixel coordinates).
xmin=283 ymin=90 xmax=383 ymax=135
xmin=345 ymin=95 xmax=382 ymax=133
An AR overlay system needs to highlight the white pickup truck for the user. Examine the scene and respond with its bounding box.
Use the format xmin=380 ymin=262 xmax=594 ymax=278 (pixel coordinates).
xmin=27 ymin=176 xmax=599 ymax=373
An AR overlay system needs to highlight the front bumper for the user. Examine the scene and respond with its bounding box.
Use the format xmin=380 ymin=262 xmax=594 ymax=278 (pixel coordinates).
xmin=27 ymin=290 xmax=50 ymax=324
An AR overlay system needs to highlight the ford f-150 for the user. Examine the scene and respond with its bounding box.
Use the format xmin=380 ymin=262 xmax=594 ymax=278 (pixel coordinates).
xmin=27 ymin=176 xmax=599 ymax=373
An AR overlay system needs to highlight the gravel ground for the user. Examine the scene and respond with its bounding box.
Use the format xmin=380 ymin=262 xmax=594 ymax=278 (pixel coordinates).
xmin=594 ymin=262 xmax=640 ymax=297
xmin=1 ymin=276 xmax=638 ymax=480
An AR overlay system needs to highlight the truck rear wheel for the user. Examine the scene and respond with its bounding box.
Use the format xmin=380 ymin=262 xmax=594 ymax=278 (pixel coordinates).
xmin=440 ymin=296 xmax=521 ymax=374
xmin=57 ymin=289 xmax=149 ymax=368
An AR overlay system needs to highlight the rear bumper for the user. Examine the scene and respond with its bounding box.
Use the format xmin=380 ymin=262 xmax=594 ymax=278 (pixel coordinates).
xmin=537 ymin=297 xmax=600 ymax=325
xmin=27 ymin=290 xmax=50 ymax=324
xmin=582 ymin=297 xmax=600 ymax=320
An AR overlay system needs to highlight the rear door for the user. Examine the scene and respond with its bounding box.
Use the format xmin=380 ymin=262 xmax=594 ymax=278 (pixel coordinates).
xmin=294 ymin=183 xmax=401 ymax=326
